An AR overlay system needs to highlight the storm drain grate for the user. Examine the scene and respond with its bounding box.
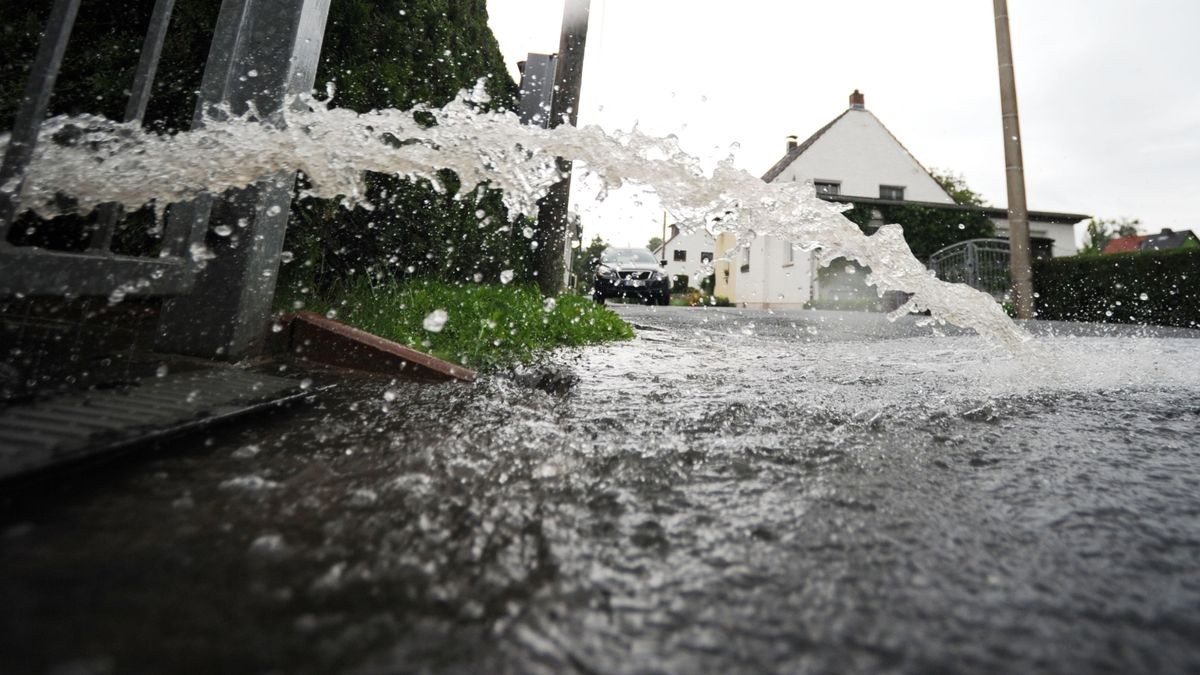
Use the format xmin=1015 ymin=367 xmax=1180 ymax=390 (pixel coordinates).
xmin=0 ymin=369 xmax=307 ymax=480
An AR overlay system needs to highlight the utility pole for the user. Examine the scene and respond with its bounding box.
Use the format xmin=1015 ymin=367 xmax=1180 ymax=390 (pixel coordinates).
xmin=993 ymin=0 xmax=1034 ymax=319
xmin=533 ymin=0 xmax=590 ymax=297
xmin=661 ymin=212 xmax=667 ymax=263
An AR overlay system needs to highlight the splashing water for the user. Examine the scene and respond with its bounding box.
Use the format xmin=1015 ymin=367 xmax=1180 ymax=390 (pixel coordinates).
xmin=1 ymin=82 xmax=1028 ymax=348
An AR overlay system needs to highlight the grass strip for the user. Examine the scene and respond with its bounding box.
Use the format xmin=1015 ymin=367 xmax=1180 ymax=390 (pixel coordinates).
xmin=282 ymin=279 xmax=635 ymax=370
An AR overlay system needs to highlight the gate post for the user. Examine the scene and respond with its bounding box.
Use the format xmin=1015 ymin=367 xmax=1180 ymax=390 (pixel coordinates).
xmin=156 ymin=0 xmax=330 ymax=360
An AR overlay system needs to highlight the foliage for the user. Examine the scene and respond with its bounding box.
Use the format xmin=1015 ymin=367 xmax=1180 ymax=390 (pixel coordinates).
xmin=834 ymin=170 xmax=994 ymax=260
xmin=288 ymin=279 xmax=634 ymax=370
xmin=1032 ymin=248 xmax=1200 ymax=328
xmin=1078 ymin=217 xmax=1142 ymax=256
xmin=929 ymin=169 xmax=988 ymax=206
xmin=671 ymin=274 xmax=690 ymax=294
xmin=647 ymin=236 xmax=663 ymax=253
xmin=841 ymin=201 xmax=995 ymax=260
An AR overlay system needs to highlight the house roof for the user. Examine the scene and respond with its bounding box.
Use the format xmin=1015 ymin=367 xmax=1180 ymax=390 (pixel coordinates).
xmin=1140 ymin=228 xmax=1200 ymax=251
xmin=1103 ymin=235 xmax=1147 ymax=254
xmin=821 ymin=194 xmax=1089 ymax=225
xmin=761 ymin=110 xmax=849 ymax=183
xmin=761 ymin=103 xmax=954 ymax=205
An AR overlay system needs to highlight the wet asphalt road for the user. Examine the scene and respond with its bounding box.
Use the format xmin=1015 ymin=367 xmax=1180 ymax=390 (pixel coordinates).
xmin=2 ymin=306 xmax=1200 ymax=674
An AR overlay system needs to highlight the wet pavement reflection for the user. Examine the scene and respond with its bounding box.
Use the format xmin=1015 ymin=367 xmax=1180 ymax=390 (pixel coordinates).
xmin=3 ymin=306 xmax=1200 ymax=674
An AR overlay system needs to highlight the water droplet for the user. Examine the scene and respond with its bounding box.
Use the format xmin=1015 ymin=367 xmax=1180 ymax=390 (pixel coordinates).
xmin=543 ymin=297 xmax=557 ymax=312
xmin=325 ymin=309 xmax=338 ymax=319
xmin=1139 ymin=292 xmax=1149 ymax=301
xmin=280 ymin=251 xmax=294 ymax=263
xmin=155 ymin=364 xmax=169 ymax=378
xmin=213 ymin=224 xmax=233 ymax=236
xmin=423 ymin=309 xmax=448 ymax=332
xmin=957 ymin=223 xmax=965 ymax=230
xmin=473 ymin=272 xmax=483 ymax=283
xmin=500 ymin=269 xmax=514 ymax=285
xmin=266 ymin=205 xmax=282 ymax=217
xmin=247 ymin=69 xmax=258 ymax=78
xmin=232 ymin=444 xmax=261 ymax=459
xmin=522 ymin=226 xmax=535 ymax=239
xmin=382 ymin=389 xmax=398 ymax=402
xmin=299 ymin=378 xmax=313 ymax=390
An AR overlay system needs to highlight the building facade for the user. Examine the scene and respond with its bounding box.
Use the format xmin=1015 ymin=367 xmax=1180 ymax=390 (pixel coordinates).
xmin=718 ymin=90 xmax=1087 ymax=309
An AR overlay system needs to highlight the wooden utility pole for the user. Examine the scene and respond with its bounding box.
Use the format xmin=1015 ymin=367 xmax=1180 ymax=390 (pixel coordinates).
xmin=534 ymin=0 xmax=590 ymax=297
xmin=993 ymin=0 xmax=1034 ymax=319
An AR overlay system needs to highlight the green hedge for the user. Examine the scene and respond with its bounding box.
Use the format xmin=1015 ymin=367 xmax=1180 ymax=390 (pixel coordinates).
xmin=842 ymin=201 xmax=995 ymax=260
xmin=1033 ymin=249 xmax=1200 ymax=328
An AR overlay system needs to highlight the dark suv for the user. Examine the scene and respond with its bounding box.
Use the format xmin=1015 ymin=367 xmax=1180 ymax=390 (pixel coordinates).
xmin=592 ymin=247 xmax=671 ymax=305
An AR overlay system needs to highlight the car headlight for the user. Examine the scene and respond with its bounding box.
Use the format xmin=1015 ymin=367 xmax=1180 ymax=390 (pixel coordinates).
xmin=597 ymin=265 xmax=616 ymax=279
xmin=652 ymin=270 xmax=668 ymax=282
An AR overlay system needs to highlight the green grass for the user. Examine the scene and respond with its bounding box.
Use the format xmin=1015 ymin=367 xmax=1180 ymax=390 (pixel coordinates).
xmin=281 ymin=279 xmax=635 ymax=371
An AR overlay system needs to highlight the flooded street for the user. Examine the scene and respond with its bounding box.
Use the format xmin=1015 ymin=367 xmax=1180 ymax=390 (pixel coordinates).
xmin=3 ymin=306 xmax=1200 ymax=674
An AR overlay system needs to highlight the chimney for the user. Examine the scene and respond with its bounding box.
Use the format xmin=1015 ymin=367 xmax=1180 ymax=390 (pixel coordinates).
xmin=786 ymin=135 xmax=798 ymax=152
xmin=849 ymin=89 xmax=865 ymax=109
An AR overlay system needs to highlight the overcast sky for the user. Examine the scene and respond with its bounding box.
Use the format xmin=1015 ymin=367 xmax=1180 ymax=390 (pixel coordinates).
xmin=486 ymin=0 xmax=1200 ymax=249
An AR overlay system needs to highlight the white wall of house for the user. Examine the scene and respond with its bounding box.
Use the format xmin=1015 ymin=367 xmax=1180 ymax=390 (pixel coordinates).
xmin=653 ymin=227 xmax=717 ymax=290
xmin=991 ymin=218 xmax=1080 ymax=257
xmin=721 ymin=235 xmax=814 ymax=309
xmin=773 ymin=109 xmax=954 ymax=204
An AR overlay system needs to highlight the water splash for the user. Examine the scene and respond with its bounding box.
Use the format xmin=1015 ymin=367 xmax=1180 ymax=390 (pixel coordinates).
xmin=1 ymin=83 xmax=1028 ymax=348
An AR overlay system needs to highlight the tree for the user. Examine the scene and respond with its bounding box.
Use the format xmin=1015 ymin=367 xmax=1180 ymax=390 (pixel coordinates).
xmin=1079 ymin=217 xmax=1142 ymax=255
xmin=929 ymin=169 xmax=988 ymax=206
xmin=648 ymin=236 xmax=664 ymax=254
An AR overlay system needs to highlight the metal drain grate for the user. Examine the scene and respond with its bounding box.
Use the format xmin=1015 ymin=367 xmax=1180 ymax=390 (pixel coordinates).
xmin=0 ymin=369 xmax=308 ymax=480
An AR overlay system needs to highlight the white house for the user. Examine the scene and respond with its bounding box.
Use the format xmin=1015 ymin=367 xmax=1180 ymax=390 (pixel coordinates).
xmin=716 ymin=90 xmax=1087 ymax=309
xmin=652 ymin=224 xmax=717 ymax=290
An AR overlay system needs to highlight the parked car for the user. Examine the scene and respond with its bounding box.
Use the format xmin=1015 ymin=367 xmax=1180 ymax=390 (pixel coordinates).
xmin=592 ymin=247 xmax=671 ymax=305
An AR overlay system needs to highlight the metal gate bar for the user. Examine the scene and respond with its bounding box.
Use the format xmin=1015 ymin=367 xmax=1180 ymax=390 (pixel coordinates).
xmin=0 ymin=0 xmax=82 ymax=237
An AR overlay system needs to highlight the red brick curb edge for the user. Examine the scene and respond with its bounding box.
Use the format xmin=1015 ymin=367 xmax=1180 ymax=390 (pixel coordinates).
xmin=279 ymin=312 xmax=476 ymax=383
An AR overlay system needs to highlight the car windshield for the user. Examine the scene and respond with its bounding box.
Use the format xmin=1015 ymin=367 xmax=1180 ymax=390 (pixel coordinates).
xmin=601 ymin=248 xmax=658 ymax=265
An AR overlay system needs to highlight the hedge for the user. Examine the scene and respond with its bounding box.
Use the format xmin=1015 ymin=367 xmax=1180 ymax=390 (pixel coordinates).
xmin=1032 ymin=249 xmax=1200 ymax=328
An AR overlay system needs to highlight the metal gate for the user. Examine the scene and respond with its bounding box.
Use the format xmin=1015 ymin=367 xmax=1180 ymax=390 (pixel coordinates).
xmin=0 ymin=0 xmax=331 ymax=360
xmin=0 ymin=0 xmax=205 ymax=298
xmin=928 ymin=238 xmax=1012 ymax=300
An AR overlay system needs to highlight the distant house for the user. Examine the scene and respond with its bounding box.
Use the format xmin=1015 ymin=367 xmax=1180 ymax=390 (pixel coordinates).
xmin=1140 ymin=228 xmax=1200 ymax=251
xmin=653 ymin=224 xmax=717 ymax=291
xmin=714 ymin=90 xmax=1087 ymax=309
xmin=1103 ymin=228 xmax=1199 ymax=254
xmin=1102 ymin=235 xmax=1146 ymax=254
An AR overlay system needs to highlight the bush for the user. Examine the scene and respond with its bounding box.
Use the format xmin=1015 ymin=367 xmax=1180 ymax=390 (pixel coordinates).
xmin=842 ymin=202 xmax=995 ymax=260
xmin=671 ymin=274 xmax=690 ymax=294
xmin=1032 ymin=249 xmax=1200 ymax=328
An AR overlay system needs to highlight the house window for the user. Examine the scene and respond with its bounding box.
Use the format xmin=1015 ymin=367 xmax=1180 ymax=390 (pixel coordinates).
xmin=700 ymin=251 xmax=713 ymax=263
xmin=815 ymin=180 xmax=840 ymax=196
xmin=673 ymin=249 xmax=687 ymax=262
xmin=879 ymin=185 xmax=905 ymax=201
xmin=783 ymin=241 xmax=794 ymax=266
xmin=740 ymin=247 xmax=751 ymax=272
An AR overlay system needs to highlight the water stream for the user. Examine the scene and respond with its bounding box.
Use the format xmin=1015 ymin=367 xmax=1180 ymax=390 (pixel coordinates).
xmin=2 ymin=82 xmax=1027 ymax=348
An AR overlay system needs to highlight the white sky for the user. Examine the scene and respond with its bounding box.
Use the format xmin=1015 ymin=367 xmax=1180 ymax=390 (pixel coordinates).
xmin=486 ymin=0 xmax=1200 ymax=249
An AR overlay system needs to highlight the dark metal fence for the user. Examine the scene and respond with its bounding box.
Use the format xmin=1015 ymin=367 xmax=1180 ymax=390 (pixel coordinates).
xmin=0 ymin=0 xmax=205 ymax=298
xmin=0 ymin=0 xmax=331 ymax=360
xmin=928 ymin=238 xmax=1012 ymax=300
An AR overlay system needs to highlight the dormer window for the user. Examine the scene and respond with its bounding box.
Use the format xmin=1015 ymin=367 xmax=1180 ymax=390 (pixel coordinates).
xmin=814 ymin=180 xmax=840 ymax=197
xmin=879 ymin=185 xmax=905 ymax=201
